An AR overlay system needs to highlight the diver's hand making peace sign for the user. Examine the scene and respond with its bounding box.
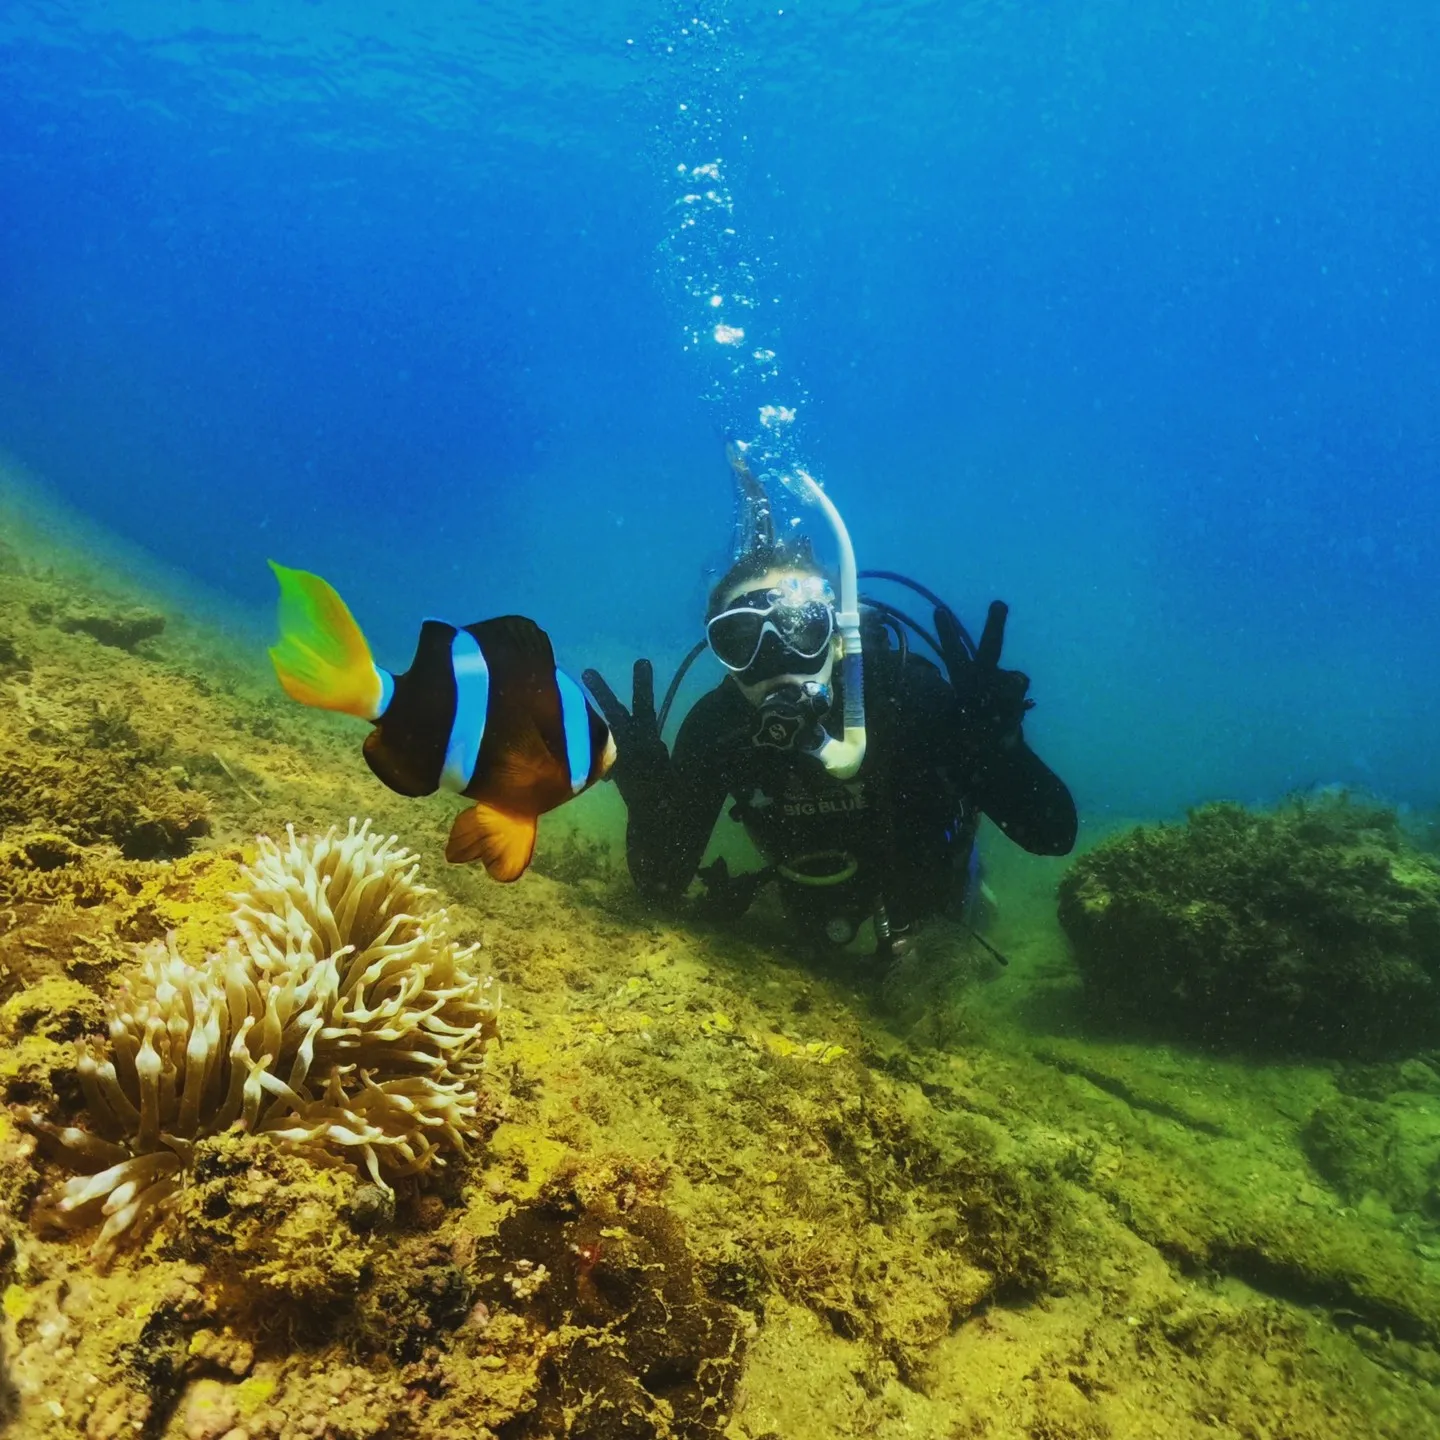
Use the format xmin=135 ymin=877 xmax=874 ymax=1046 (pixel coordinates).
xmin=937 ymin=600 xmax=1034 ymax=750
xmin=582 ymin=660 xmax=672 ymax=810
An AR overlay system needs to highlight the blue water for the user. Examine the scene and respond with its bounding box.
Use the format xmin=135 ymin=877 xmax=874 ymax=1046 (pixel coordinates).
xmin=2 ymin=1 xmax=1437 ymax=823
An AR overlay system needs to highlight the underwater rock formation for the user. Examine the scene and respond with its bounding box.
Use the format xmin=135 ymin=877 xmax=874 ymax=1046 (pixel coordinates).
xmin=1058 ymin=798 xmax=1440 ymax=1055
xmin=169 ymin=1128 xmax=377 ymax=1311
xmin=22 ymin=819 xmax=498 ymax=1253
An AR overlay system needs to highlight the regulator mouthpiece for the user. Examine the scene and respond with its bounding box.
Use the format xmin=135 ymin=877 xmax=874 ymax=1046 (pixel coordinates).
xmin=752 ymin=680 xmax=831 ymax=751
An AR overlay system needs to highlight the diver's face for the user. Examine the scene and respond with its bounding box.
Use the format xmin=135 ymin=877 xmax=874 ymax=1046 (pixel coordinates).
xmin=709 ymin=567 xmax=839 ymax=705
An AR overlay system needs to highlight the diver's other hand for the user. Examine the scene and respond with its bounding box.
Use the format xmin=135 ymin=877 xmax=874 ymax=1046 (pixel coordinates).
xmin=937 ymin=603 xmax=1033 ymax=748
xmin=582 ymin=660 xmax=670 ymax=807
xmin=971 ymin=666 xmax=1033 ymax=748
xmin=694 ymin=857 xmax=772 ymax=920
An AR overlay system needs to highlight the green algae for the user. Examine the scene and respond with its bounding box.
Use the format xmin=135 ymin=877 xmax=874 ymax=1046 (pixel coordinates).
xmin=3 ymin=481 xmax=1440 ymax=1437
xmin=1302 ymin=1082 xmax=1440 ymax=1219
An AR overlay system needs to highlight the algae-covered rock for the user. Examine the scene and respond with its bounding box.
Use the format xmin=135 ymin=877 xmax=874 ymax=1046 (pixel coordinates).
xmin=0 ymin=630 xmax=28 ymax=675
xmin=0 ymin=974 xmax=106 ymax=1046
xmin=169 ymin=1131 xmax=374 ymax=1313
xmin=0 ymin=833 xmax=90 ymax=907
xmin=464 ymin=1182 xmax=748 ymax=1439
xmin=1058 ymin=798 xmax=1440 ymax=1055
xmin=0 ymin=1110 xmax=40 ymax=1262
xmin=0 ymin=601 xmax=212 ymax=856
xmin=2 ymin=1252 xmax=218 ymax=1435
xmin=0 ymin=975 xmax=103 ymax=1108
xmin=357 ymin=1234 xmax=473 ymax=1362
xmin=0 ymin=747 xmax=211 ymax=860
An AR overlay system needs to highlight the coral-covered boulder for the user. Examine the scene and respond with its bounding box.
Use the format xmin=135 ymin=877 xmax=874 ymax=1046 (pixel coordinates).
xmin=1057 ymin=799 xmax=1440 ymax=1056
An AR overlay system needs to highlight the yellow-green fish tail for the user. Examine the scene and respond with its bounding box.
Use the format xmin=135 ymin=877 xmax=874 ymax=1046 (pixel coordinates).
xmin=267 ymin=562 xmax=391 ymax=721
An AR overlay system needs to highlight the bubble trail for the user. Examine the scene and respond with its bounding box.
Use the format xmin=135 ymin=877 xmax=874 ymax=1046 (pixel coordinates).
xmin=652 ymin=4 xmax=819 ymax=513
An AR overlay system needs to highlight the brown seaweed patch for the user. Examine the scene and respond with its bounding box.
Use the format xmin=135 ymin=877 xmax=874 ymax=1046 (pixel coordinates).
xmin=56 ymin=605 xmax=166 ymax=651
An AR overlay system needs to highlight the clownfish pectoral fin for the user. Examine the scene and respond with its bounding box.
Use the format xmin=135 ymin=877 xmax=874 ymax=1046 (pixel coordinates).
xmin=491 ymin=724 xmax=562 ymax=794
xmin=446 ymin=802 xmax=538 ymax=882
xmin=267 ymin=562 xmax=392 ymax=721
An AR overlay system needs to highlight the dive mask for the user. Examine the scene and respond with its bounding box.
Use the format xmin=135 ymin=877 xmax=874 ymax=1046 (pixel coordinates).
xmin=707 ymin=575 xmax=836 ymax=674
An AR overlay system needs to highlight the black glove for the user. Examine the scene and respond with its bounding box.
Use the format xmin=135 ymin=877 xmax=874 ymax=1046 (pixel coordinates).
xmin=582 ymin=660 xmax=671 ymax=810
xmin=693 ymin=857 xmax=774 ymax=919
xmin=936 ymin=600 xmax=1034 ymax=750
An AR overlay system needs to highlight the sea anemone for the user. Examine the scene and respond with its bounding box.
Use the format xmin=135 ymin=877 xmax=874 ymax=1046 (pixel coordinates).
xmin=26 ymin=819 xmax=498 ymax=1253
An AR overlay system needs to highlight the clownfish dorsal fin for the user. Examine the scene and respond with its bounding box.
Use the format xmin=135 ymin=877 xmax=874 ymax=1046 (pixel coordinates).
xmin=446 ymin=802 xmax=537 ymax=882
xmin=469 ymin=615 xmax=554 ymax=665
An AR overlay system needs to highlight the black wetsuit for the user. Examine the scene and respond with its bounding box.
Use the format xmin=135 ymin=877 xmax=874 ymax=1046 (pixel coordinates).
xmin=624 ymin=629 xmax=1076 ymax=941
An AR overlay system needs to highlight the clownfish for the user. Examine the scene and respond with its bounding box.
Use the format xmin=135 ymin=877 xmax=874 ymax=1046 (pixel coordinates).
xmin=266 ymin=562 xmax=615 ymax=882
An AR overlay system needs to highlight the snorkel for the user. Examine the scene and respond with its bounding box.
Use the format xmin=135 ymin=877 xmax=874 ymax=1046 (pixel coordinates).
xmin=720 ymin=440 xmax=867 ymax=778
xmin=789 ymin=467 xmax=867 ymax=780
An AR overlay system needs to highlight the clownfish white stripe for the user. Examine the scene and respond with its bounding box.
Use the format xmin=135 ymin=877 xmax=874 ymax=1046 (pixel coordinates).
xmin=375 ymin=668 xmax=396 ymax=718
xmin=441 ymin=629 xmax=490 ymax=793
xmin=554 ymin=668 xmax=593 ymax=795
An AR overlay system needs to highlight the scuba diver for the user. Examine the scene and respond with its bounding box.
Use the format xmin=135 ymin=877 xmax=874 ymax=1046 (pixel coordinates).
xmin=582 ymin=444 xmax=1076 ymax=959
